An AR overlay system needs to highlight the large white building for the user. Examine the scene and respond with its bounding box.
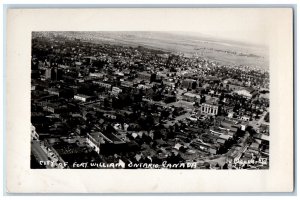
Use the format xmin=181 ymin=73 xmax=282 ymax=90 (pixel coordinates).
xmin=234 ymin=87 xmax=257 ymax=99
xmin=199 ymin=102 xmax=219 ymax=116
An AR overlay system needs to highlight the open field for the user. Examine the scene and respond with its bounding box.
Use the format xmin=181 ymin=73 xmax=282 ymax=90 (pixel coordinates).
xmin=35 ymin=31 xmax=269 ymax=70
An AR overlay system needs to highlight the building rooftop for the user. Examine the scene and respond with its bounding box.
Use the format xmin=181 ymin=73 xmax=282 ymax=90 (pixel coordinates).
xmin=88 ymin=132 xmax=105 ymax=144
xmin=204 ymin=96 xmax=219 ymax=105
xmin=74 ymin=94 xmax=92 ymax=98
xmin=184 ymin=92 xmax=200 ymax=99
xmin=219 ymin=134 xmax=231 ymax=140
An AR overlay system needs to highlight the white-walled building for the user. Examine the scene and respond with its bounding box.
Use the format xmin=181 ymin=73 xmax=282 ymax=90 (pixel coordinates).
xmin=199 ymin=102 xmax=219 ymax=115
xmin=74 ymin=94 xmax=93 ymax=102
xmin=86 ymin=132 xmax=104 ymax=154
xmin=31 ymin=124 xmax=39 ymax=140
xmin=234 ymin=87 xmax=257 ymax=99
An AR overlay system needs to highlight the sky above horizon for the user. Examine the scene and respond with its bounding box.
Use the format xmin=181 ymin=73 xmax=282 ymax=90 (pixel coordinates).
xmin=33 ymin=8 xmax=291 ymax=48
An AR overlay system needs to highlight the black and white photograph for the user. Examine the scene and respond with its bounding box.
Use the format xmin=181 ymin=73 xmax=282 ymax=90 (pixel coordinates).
xmin=30 ymin=31 xmax=270 ymax=170
xmin=6 ymin=7 xmax=294 ymax=193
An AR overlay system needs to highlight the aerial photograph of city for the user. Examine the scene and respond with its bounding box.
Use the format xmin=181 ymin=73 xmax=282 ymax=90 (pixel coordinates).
xmin=30 ymin=31 xmax=270 ymax=169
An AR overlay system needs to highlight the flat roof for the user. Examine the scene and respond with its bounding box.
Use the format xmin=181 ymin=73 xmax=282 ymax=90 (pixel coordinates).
xmin=88 ymin=132 xmax=104 ymax=144
xmin=184 ymin=92 xmax=200 ymax=98
xmin=74 ymin=94 xmax=92 ymax=98
xmin=219 ymin=134 xmax=231 ymax=140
